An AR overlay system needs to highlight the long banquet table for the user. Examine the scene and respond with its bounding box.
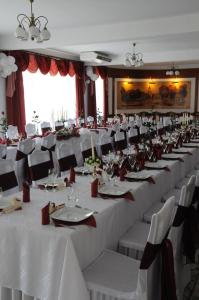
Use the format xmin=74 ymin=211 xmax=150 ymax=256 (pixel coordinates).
xmin=0 ymin=146 xmax=199 ymax=300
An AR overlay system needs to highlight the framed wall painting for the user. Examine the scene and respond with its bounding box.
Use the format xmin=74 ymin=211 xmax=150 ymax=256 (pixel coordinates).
xmin=115 ymin=78 xmax=195 ymax=113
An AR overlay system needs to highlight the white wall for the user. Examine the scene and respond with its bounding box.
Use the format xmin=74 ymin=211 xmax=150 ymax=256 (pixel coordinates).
xmin=0 ymin=77 xmax=6 ymax=114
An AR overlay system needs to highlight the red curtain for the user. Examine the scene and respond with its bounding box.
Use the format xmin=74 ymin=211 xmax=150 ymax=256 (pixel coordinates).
xmin=6 ymin=51 xmax=85 ymax=133
xmin=87 ymin=80 xmax=97 ymax=119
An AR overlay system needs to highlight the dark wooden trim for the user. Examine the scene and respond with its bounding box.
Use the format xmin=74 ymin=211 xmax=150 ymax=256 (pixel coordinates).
xmin=194 ymin=78 xmax=199 ymax=112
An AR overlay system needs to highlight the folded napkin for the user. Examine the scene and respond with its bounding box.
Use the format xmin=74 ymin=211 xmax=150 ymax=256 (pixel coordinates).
xmin=99 ymin=191 xmax=134 ymax=201
xmin=172 ymin=150 xmax=192 ymax=155
xmin=69 ymin=168 xmax=76 ymax=183
xmin=23 ymin=181 xmax=30 ymax=202
xmin=119 ymin=168 xmax=127 ymax=181
xmin=1 ymin=198 xmax=22 ymax=214
xmin=125 ymin=176 xmax=156 ymax=184
xmin=53 ymin=215 xmax=97 ymax=228
xmin=64 ymin=177 xmax=71 ymax=187
xmin=162 ymin=157 xmax=184 ymax=162
xmin=91 ymin=178 xmax=98 ymax=197
xmin=41 ymin=202 xmax=50 ymax=225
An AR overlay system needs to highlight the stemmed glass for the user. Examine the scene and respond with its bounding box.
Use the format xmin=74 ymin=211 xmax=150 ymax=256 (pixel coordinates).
xmin=66 ymin=183 xmax=79 ymax=207
xmin=103 ymin=163 xmax=114 ymax=185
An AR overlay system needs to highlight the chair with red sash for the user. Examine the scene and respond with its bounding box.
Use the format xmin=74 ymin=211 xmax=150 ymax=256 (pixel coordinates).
xmin=25 ymin=123 xmax=37 ymax=138
xmin=0 ymin=159 xmax=18 ymax=196
xmin=143 ymin=175 xmax=196 ymax=223
xmin=41 ymin=133 xmax=56 ymax=169
xmin=128 ymin=127 xmax=139 ymax=144
xmin=114 ymin=130 xmax=127 ymax=151
xmin=99 ymin=132 xmax=113 ymax=156
xmin=54 ymin=121 xmax=64 ymax=131
xmin=56 ymin=142 xmax=77 ymax=177
xmin=15 ymin=138 xmax=35 ymax=188
xmin=83 ymin=196 xmax=176 ymax=300
xmin=0 ymin=144 xmax=7 ymax=159
xmin=80 ymin=134 xmax=96 ymax=160
xmin=28 ymin=149 xmax=51 ymax=186
xmin=40 ymin=122 xmax=51 ymax=136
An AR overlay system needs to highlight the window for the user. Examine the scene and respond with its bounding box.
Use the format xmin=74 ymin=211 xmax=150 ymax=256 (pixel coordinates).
xmin=95 ymin=77 xmax=104 ymax=116
xmin=23 ymin=70 xmax=76 ymax=126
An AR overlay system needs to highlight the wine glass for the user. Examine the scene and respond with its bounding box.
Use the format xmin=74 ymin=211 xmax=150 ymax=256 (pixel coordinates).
xmin=104 ymin=163 xmax=114 ymax=185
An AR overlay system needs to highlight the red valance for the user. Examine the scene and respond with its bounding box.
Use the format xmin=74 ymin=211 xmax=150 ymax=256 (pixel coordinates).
xmin=8 ymin=50 xmax=84 ymax=78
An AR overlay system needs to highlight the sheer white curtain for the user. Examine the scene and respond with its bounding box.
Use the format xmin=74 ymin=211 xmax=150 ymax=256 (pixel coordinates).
xmin=23 ymin=70 xmax=76 ymax=127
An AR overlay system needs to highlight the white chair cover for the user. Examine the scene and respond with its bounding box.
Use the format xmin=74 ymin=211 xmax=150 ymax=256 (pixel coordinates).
xmin=40 ymin=122 xmax=51 ymax=129
xmin=15 ymin=139 xmax=36 ymax=189
xmin=56 ymin=141 xmax=77 ymax=176
xmin=98 ymin=133 xmax=113 ymax=156
xmin=41 ymin=133 xmax=56 ymax=149
xmin=28 ymin=150 xmax=50 ymax=185
xmin=114 ymin=131 xmax=125 ymax=142
xmin=0 ymin=159 xmax=18 ymax=196
xmin=0 ymin=144 xmax=7 ymax=159
xmin=25 ymin=123 xmax=36 ymax=137
xmin=7 ymin=126 xmax=19 ymax=140
xmin=169 ymin=175 xmax=195 ymax=300
xmin=83 ymin=196 xmax=176 ymax=300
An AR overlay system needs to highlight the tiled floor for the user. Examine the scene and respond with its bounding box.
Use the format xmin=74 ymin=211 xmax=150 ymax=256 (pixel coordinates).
xmin=184 ymin=264 xmax=199 ymax=300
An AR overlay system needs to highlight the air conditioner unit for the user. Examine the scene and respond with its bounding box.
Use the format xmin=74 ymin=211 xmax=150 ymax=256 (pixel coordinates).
xmin=80 ymin=51 xmax=112 ymax=63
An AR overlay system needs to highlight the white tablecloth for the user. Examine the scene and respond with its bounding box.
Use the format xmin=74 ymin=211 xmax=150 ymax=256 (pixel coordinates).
xmin=0 ymin=147 xmax=198 ymax=300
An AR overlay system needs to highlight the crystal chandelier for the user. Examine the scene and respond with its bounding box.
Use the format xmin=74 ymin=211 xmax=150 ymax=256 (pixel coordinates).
xmin=15 ymin=0 xmax=51 ymax=43
xmin=166 ymin=65 xmax=180 ymax=76
xmin=124 ymin=43 xmax=144 ymax=67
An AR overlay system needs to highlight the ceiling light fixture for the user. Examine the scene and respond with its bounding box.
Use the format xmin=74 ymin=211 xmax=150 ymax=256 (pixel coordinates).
xmin=124 ymin=43 xmax=144 ymax=67
xmin=15 ymin=0 xmax=51 ymax=43
xmin=166 ymin=65 xmax=180 ymax=76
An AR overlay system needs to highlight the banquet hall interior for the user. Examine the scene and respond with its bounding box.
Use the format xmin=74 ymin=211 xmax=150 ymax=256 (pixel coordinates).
xmin=1 ymin=0 xmax=199 ymax=299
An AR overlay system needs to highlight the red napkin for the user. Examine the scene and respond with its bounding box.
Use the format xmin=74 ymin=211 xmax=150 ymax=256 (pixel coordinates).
xmin=41 ymin=202 xmax=50 ymax=225
xmin=164 ymin=167 xmax=170 ymax=172
xmin=23 ymin=181 xmax=30 ymax=202
xmin=53 ymin=215 xmax=97 ymax=228
xmin=64 ymin=177 xmax=71 ymax=187
xmin=119 ymin=168 xmax=127 ymax=181
xmin=69 ymin=168 xmax=75 ymax=183
xmin=124 ymin=191 xmax=134 ymax=201
xmin=147 ymin=177 xmax=156 ymax=184
xmin=91 ymin=178 xmax=98 ymax=197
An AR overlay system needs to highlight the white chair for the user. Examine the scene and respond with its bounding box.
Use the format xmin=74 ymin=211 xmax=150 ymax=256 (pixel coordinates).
xmin=15 ymin=138 xmax=36 ymax=188
xmin=80 ymin=134 xmax=94 ymax=160
xmin=0 ymin=159 xmax=18 ymax=196
xmin=143 ymin=175 xmax=196 ymax=223
xmin=40 ymin=122 xmax=51 ymax=135
xmin=99 ymin=132 xmax=113 ymax=155
xmin=41 ymin=133 xmax=56 ymax=170
xmin=0 ymin=144 xmax=6 ymax=159
xmin=56 ymin=142 xmax=77 ymax=176
xmin=7 ymin=125 xmax=19 ymax=140
xmin=83 ymin=196 xmax=176 ymax=300
xmin=28 ymin=150 xmax=51 ymax=185
xmin=114 ymin=131 xmax=126 ymax=151
xmin=25 ymin=123 xmax=36 ymax=137
xmin=128 ymin=128 xmax=138 ymax=144
xmin=55 ymin=121 xmax=64 ymax=131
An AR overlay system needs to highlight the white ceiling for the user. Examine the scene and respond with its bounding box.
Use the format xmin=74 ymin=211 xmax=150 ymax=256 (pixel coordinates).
xmin=1 ymin=0 xmax=199 ymax=69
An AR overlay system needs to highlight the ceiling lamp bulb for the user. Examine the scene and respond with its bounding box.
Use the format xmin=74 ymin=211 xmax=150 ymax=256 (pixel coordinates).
xmin=166 ymin=65 xmax=180 ymax=77
xmin=15 ymin=0 xmax=50 ymax=43
xmin=40 ymin=27 xmax=51 ymax=41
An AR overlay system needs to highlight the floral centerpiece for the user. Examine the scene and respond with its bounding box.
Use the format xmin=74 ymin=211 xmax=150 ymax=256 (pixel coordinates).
xmin=0 ymin=111 xmax=8 ymax=136
xmin=85 ymin=156 xmax=101 ymax=173
xmin=56 ymin=127 xmax=80 ymax=140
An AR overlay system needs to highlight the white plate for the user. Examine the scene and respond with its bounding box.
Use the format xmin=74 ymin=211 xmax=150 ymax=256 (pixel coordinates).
xmin=144 ymin=162 xmax=167 ymax=169
xmin=74 ymin=166 xmax=92 ymax=174
xmin=125 ymin=171 xmax=150 ymax=180
xmin=51 ymin=206 xmax=94 ymax=222
xmin=162 ymin=153 xmax=183 ymax=159
xmin=98 ymin=185 xmax=129 ymax=196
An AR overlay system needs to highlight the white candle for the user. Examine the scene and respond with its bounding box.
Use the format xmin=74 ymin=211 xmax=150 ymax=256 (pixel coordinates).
xmin=91 ymin=133 xmax=95 ymax=159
